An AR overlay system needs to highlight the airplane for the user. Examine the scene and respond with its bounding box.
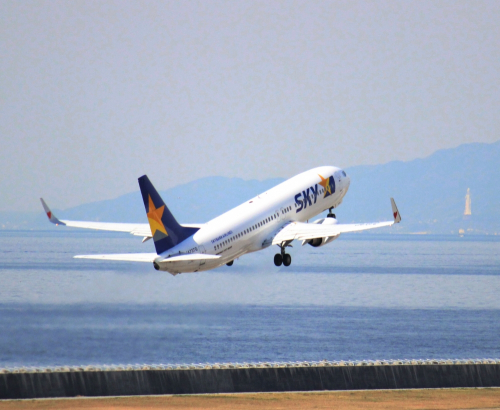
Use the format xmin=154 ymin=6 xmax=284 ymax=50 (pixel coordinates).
xmin=41 ymin=166 xmax=401 ymax=275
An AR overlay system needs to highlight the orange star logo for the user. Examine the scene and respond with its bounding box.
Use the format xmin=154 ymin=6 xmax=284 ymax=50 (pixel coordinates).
xmin=147 ymin=195 xmax=167 ymax=236
xmin=318 ymin=174 xmax=331 ymax=197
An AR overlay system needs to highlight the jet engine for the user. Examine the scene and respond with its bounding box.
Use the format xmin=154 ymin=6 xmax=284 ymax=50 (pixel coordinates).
xmin=304 ymin=216 xmax=340 ymax=247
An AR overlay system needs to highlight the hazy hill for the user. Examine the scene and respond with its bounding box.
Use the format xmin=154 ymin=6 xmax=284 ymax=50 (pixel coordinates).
xmin=3 ymin=140 xmax=499 ymax=234
xmin=341 ymin=140 xmax=500 ymax=234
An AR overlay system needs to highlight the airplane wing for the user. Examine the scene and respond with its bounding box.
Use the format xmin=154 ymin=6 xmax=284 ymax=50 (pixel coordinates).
xmin=272 ymin=198 xmax=401 ymax=245
xmin=40 ymin=198 xmax=203 ymax=241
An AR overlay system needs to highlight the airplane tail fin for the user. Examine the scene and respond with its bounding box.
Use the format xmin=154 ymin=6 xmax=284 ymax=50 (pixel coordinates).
xmin=138 ymin=175 xmax=199 ymax=254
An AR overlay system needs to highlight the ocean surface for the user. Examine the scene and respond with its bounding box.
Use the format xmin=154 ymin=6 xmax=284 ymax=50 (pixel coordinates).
xmin=1 ymin=229 xmax=499 ymax=368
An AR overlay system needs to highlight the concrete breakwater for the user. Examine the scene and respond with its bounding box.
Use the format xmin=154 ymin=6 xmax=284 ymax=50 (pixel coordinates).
xmin=1 ymin=360 xmax=500 ymax=399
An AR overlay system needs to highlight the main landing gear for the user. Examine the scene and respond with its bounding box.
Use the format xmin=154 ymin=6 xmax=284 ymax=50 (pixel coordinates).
xmin=226 ymin=260 xmax=233 ymax=266
xmin=274 ymin=243 xmax=292 ymax=267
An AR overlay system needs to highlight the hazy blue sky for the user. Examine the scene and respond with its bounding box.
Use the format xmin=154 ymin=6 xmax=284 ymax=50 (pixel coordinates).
xmin=1 ymin=1 xmax=499 ymax=212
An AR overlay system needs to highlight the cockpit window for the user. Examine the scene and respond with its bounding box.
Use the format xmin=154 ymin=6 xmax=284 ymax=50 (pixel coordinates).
xmin=342 ymin=171 xmax=346 ymax=177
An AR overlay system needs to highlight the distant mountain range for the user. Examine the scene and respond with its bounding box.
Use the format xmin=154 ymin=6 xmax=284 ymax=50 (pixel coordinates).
xmin=341 ymin=140 xmax=500 ymax=234
xmin=3 ymin=140 xmax=499 ymax=234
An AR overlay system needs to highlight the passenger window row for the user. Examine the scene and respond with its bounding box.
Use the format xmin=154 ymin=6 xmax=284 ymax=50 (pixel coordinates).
xmin=214 ymin=210 xmax=283 ymax=251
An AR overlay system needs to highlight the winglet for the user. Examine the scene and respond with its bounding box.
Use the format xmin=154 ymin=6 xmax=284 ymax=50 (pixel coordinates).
xmin=40 ymin=198 xmax=65 ymax=225
xmin=391 ymin=198 xmax=401 ymax=223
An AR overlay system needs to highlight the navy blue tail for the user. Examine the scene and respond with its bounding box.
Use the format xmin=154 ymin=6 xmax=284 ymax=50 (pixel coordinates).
xmin=138 ymin=175 xmax=199 ymax=254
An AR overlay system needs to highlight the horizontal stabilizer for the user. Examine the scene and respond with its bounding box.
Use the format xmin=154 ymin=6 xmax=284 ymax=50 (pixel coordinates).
xmin=74 ymin=253 xmax=221 ymax=263
xmin=74 ymin=253 xmax=157 ymax=262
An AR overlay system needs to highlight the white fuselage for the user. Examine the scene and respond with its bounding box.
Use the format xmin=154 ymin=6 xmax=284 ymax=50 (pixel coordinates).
xmin=155 ymin=166 xmax=350 ymax=274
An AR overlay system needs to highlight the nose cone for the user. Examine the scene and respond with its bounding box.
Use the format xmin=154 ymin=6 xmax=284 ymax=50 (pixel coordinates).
xmin=340 ymin=169 xmax=350 ymax=188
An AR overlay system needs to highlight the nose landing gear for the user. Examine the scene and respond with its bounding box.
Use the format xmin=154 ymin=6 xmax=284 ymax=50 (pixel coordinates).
xmin=274 ymin=242 xmax=292 ymax=267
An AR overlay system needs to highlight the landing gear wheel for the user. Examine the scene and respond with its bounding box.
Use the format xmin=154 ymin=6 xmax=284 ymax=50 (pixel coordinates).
xmin=327 ymin=208 xmax=336 ymax=218
xmin=226 ymin=261 xmax=233 ymax=266
xmin=283 ymin=253 xmax=292 ymax=267
xmin=274 ymin=254 xmax=283 ymax=266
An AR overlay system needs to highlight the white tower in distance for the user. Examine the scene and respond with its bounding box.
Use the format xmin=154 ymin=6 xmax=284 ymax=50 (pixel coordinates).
xmin=464 ymin=188 xmax=471 ymax=216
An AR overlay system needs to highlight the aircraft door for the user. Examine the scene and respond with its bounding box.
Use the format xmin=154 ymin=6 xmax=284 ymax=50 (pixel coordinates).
xmin=280 ymin=207 xmax=285 ymax=221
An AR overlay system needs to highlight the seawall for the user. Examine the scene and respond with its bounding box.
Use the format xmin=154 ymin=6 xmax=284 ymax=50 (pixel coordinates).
xmin=1 ymin=360 xmax=500 ymax=399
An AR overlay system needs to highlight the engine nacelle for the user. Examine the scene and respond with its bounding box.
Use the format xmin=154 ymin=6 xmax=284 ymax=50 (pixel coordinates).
xmin=305 ymin=216 xmax=340 ymax=247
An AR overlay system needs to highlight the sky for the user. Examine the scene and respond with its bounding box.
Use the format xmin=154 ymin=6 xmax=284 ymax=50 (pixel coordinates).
xmin=1 ymin=0 xmax=499 ymax=212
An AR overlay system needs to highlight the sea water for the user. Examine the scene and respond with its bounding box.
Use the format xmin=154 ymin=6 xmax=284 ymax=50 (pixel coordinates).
xmin=1 ymin=230 xmax=499 ymax=368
